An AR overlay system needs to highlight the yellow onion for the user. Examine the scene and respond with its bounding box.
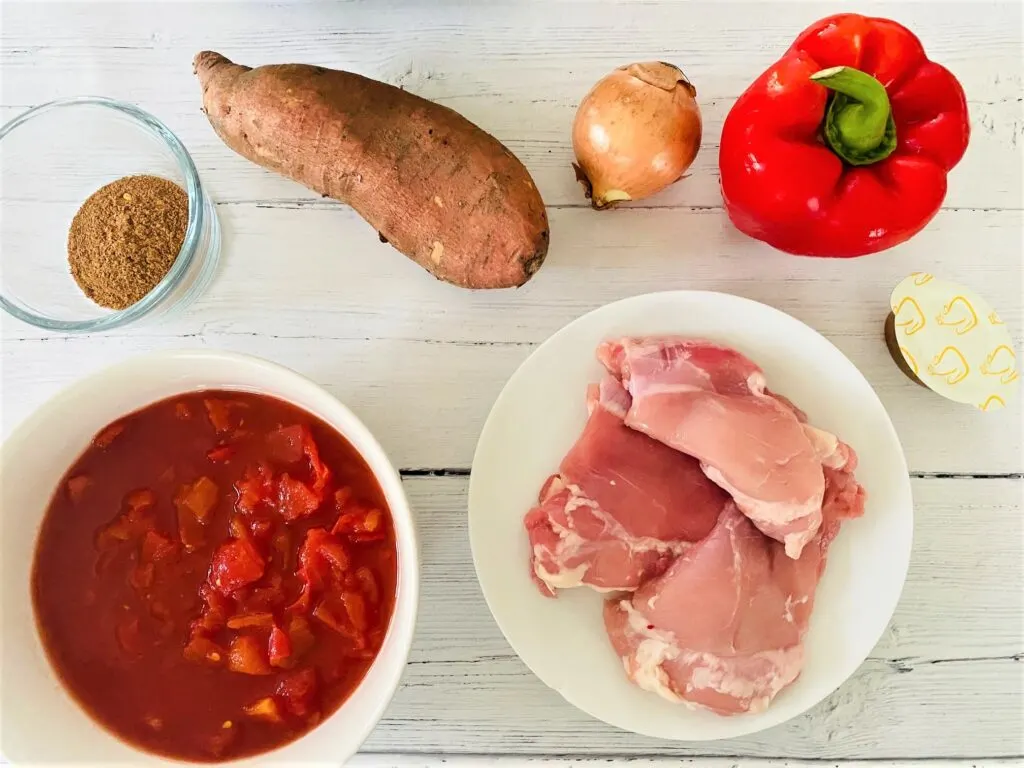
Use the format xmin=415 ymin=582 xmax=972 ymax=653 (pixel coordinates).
xmin=572 ymin=62 xmax=702 ymax=209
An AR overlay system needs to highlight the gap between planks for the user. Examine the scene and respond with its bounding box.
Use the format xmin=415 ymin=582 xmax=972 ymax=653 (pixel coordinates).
xmin=397 ymin=468 xmax=1024 ymax=480
xmin=347 ymin=754 xmax=1024 ymax=765
xmin=237 ymin=199 xmax=1024 ymax=214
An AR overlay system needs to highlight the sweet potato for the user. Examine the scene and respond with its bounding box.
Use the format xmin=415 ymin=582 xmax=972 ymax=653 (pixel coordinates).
xmin=193 ymin=52 xmax=550 ymax=289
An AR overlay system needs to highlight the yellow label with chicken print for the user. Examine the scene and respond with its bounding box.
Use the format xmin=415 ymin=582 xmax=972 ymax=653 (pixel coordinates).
xmin=890 ymin=274 xmax=1018 ymax=411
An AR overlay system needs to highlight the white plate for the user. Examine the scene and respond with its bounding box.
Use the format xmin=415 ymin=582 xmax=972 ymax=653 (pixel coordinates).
xmin=468 ymin=291 xmax=913 ymax=741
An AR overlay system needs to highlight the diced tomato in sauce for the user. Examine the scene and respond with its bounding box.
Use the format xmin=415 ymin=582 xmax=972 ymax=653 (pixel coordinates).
xmin=176 ymin=477 xmax=218 ymax=522
xmin=227 ymin=634 xmax=272 ymax=676
xmin=268 ymin=626 xmax=293 ymax=669
xmin=204 ymin=398 xmax=246 ymax=434
xmin=183 ymin=635 xmax=226 ymax=666
xmin=67 ymin=475 xmax=92 ymax=504
xmin=355 ymin=567 xmax=380 ymax=605
xmin=207 ymin=444 xmax=235 ymax=463
xmin=277 ymin=474 xmax=321 ymax=521
xmin=32 ymin=390 xmax=396 ymax=763
xmin=226 ymin=612 xmax=275 ymax=630
xmin=243 ymin=696 xmax=284 ymax=723
xmin=286 ymin=615 xmax=316 ymax=659
xmin=234 ymin=462 xmax=274 ymax=516
xmin=210 ymin=538 xmax=266 ymax=596
xmin=332 ymin=504 xmax=386 ymax=543
xmin=141 ymin=530 xmax=178 ymax=564
xmin=93 ymin=422 xmax=125 ymax=449
xmin=266 ymin=425 xmax=306 ymax=464
xmin=276 ymin=667 xmax=319 ymax=719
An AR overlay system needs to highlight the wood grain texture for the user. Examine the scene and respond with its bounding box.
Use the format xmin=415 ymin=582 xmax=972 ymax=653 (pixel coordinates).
xmin=1 ymin=2 xmax=1021 ymax=211
xmin=1 ymin=1 xmax=1022 ymax=765
xmin=361 ymin=477 xmax=1023 ymax=760
xmin=351 ymin=761 xmax=1024 ymax=768
xmin=2 ymin=314 xmax=1021 ymax=476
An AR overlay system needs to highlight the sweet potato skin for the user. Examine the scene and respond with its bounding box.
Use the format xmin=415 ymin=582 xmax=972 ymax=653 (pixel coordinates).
xmin=194 ymin=52 xmax=549 ymax=289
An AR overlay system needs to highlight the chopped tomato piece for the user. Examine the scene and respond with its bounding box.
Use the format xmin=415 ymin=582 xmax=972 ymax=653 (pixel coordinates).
xmin=271 ymin=529 xmax=293 ymax=570
xmin=286 ymin=615 xmax=316 ymax=659
xmin=96 ymin=495 xmax=157 ymax=550
xmin=234 ymin=463 xmax=274 ymax=516
xmin=332 ymin=504 xmax=386 ymax=542
xmin=191 ymin=583 xmax=232 ymax=635
xmin=277 ymin=474 xmax=321 ymax=521
xmin=275 ymin=667 xmax=319 ymax=718
xmin=140 ymin=531 xmax=178 ymax=563
xmin=319 ymin=538 xmax=350 ymax=574
xmin=207 ymin=444 xmax=235 ymax=463
xmin=227 ymin=634 xmax=272 ymax=675
xmin=333 ymin=486 xmax=353 ymax=511
xmin=297 ymin=529 xmax=329 ymax=592
xmin=177 ymin=506 xmax=206 ymax=551
xmin=126 ymin=488 xmax=157 ymax=513
xmin=266 ymin=425 xmax=306 ymax=465
xmin=96 ymin=519 xmax=133 ymax=549
xmin=204 ymin=398 xmax=245 ymax=434
xmin=269 ymin=625 xmax=293 ymax=668
xmin=228 ymin=515 xmax=247 ymax=539
xmin=93 ymin=422 xmax=125 ymax=449
xmin=67 ymin=475 xmax=92 ymax=504
xmin=312 ymin=594 xmax=365 ymax=648
xmin=200 ymin=582 xmax=233 ymax=618
xmin=287 ymin=583 xmax=314 ymax=615
xmin=174 ymin=401 xmax=191 ymax=419
xmin=296 ymin=528 xmax=348 ymax=605
xmin=183 ymin=634 xmax=226 ymax=666
xmin=304 ymin=433 xmax=330 ymax=494
xmin=226 ymin=612 xmax=275 ymax=630
xmin=250 ymin=517 xmax=274 ymax=542
xmin=355 ymin=567 xmax=380 ymax=605
xmin=242 ymin=696 xmax=284 ymax=723
xmin=115 ymin=617 xmax=144 ymax=656
xmin=129 ymin=562 xmax=155 ymax=590
xmin=242 ymin=571 xmax=286 ymax=612
xmin=210 ymin=538 xmax=265 ymax=595
xmin=340 ymin=590 xmax=369 ymax=632
xmin=176 ymin=476 xmax=218 ymax=523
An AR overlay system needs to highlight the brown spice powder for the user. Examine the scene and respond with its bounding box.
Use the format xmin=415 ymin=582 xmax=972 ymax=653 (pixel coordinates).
xmin=67 ymin=175 xmax=189 ymax=310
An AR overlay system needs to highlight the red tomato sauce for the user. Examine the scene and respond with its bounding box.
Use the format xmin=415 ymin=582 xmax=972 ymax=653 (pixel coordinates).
xmin=31 ymin=391 xmax=398 ymax=762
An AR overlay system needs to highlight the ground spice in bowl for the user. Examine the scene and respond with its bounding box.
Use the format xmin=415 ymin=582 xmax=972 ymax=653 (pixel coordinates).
xmin=67 ymin=174 xmax=189 ymax=310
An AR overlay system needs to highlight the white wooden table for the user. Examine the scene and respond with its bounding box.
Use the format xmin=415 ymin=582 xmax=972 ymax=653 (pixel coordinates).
xmin=2 ymin=2 xmax=1022 ymax=766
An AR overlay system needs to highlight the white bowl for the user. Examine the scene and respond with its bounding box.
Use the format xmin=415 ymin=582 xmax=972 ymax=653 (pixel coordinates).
xmin=0 ymin=349 xmax=419 ymax=767
xmin=468 ymin=291 xmax=913 ymax=741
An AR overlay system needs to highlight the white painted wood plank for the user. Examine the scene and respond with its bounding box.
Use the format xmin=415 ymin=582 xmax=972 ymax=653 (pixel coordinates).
xmin=1 ymin=1 xmax=1020 ymax=211
xmin=7 ymin=204 xmax=1020 ymax=349
xmin=2 ymin=289 xmax=1021 ymax=477
xmin=359 ymin=476 xmax=1023 ymax=760
xmin=367 ymin=762 xmax=1024 ymax=768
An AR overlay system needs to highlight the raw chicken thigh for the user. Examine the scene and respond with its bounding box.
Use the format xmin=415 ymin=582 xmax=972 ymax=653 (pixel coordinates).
xmin=525 ymin=376 xmax=729 ymax=595
xmin=604 ymin=466 xmax=864 ymax=715
xmin=599 ymin=337 xmax=833 ymax=559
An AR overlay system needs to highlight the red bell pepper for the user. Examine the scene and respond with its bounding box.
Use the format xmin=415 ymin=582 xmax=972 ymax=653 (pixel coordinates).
xmin=719 ymin=14 xmax=970 ymax=258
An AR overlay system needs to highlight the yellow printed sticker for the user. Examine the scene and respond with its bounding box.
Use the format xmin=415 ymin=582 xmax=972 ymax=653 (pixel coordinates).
xmin=890 ymin=274 xmax=1019 ymax=411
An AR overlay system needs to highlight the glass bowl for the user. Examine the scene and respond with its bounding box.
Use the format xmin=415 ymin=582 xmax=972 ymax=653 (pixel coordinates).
xmin=0 ymin=97 xmax=220 ymax=332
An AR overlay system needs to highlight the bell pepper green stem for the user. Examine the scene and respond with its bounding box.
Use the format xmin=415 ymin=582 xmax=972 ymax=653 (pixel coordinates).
xmin=810 ymin=66 xmax=897 ymax=166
